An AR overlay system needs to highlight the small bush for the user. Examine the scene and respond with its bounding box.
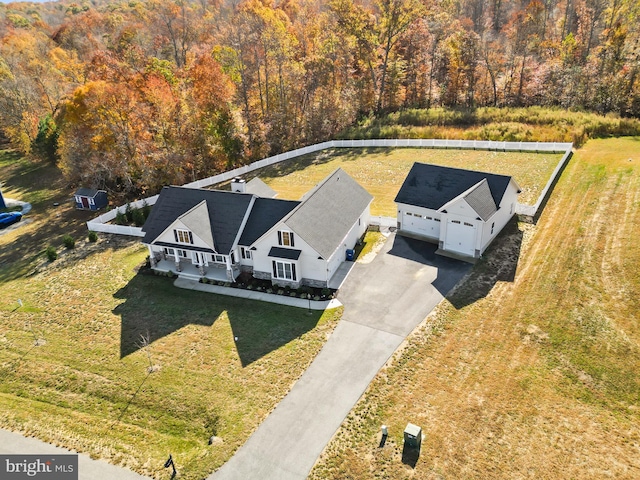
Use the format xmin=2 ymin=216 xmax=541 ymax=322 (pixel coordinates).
xmin=87 ymin=231 xmax=98 ymax=242
xmin=132 ymin=208 xmax=145 ymax=226
xmin=141 ymin=200 xmax=151 ymax=220
xmin=115 ymin=210 xmax=127 ymax=225
xmin=125 ymin=203 xmax=133 ymax=223
xmin=45 ymin=246 xmax=57 ymax=262
xmin=63 ymin=235 xmax=75 ymax=249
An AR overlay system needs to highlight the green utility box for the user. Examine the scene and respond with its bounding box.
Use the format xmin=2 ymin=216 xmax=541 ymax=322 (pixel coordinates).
xmin=403 ymin=423 xmax=422 ymax=449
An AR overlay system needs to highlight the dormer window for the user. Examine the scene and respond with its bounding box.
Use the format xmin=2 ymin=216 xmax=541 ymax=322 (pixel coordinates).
xmin=174 ymin=229 xmax=193 ymax=244
xmin=278 ymin=230 xmax=295 ymax=247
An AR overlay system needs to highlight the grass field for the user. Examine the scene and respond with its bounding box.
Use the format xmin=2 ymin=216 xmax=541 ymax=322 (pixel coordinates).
xmin=0 ymin=151 xmax=342 ymax=479
xmin=254 ymin=148 xmax=561 ymax=216
xmin=309 ymin=137 xmax=640 ymax=479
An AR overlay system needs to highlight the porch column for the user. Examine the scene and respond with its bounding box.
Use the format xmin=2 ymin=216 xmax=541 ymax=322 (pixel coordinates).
xmin=174 ymin=249 xmax=181 ymax=272
xmin=225 ymin=255 xmax=234 ymax=282
xmin=148 ymin=245 xmax=157 ymax=267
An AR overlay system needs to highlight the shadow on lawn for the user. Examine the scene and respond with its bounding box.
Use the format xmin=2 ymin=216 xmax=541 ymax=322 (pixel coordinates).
xmin=114 ymin=273 xmax=323 ymax=366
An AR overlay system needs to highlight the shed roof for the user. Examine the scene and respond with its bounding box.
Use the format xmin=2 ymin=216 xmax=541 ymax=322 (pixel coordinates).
xmin=284 ymin=168 xmax=373 ymax=259
xmin=394 ymin=163 xmax=514 ymax=212
xmin=75 ymin=187 xmax=103 ymax=198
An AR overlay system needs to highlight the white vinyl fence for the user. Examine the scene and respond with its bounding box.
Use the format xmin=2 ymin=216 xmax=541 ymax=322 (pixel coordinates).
xmin=87 ymin=139 xmax=573 ymax=235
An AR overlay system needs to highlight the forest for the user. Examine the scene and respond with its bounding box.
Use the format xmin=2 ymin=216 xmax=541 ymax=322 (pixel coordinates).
xmin=0 ymin=0 xmax=638 ymax=196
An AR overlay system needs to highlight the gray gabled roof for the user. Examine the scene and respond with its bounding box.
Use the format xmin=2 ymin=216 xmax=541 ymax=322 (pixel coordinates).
xmin=75 ymin=187 xmax=103 ymax=198
xmin=284 ymin=168 xmax=373 ymax=259
xmin=141 ymin=186 xmax=253 ymax=254
xmin=246 ymin=177 xmax=278 ymax=198
xmin=463 ymin=179 xmax=497 ymax=221
xmin=179 ymin=201 xmax=215 ymax=249
xmin=394 ymin=163 xmax=514 ymax=211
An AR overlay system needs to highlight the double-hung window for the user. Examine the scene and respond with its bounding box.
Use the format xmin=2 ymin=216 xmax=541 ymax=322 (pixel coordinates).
xmin=241 ymin=247 xmax=252 ymax=260
xmin=174 ymin=229 xmax=193 ymax=244
xmin=272 ymin=260 xmax=296 ymax=281
xmin=278 ymin=230 xmax=295 ymax=247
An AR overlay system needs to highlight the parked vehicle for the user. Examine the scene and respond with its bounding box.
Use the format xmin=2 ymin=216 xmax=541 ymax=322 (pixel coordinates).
xmin=0 ymin=211 xmax=22 ymax=228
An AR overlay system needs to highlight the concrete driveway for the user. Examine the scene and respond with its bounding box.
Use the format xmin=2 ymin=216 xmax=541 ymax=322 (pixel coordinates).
xmin=211 ymin=234 xmax=470 ymax=480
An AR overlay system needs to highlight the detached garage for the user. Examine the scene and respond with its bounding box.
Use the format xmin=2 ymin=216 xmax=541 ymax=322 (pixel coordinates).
xmin=395 ymin=163 xmax=521 ymax=260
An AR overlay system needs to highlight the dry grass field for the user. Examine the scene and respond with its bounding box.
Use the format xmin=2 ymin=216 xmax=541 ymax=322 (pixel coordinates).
xmin=309 ymin=137 xmax=640 ymax=479
xmin=255 ymin=148 xmax=561 ymax=216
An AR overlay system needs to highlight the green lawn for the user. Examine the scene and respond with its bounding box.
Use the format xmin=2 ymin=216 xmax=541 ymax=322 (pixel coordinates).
xmin=0 ymin=149 xmax=342 ymax=479
xmin=253 ymin=148 xmax=561 ymax=216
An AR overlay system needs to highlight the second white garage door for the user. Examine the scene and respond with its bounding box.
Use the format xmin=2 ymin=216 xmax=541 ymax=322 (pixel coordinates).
xmin=444 ymin=220 xmax=476 ymax=256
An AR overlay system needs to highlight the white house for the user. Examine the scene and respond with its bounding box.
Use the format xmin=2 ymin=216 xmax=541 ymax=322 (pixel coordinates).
xmin=141 ymin=168 xmax=372 ymax=288
xmin=394 ymin=163 xmax=520 ymax=259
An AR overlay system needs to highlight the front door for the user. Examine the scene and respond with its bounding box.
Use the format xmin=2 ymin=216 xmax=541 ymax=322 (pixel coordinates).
xmin=81 ymin=197 xmax=89 ymax=209
xmin=192 ymin=252 xmax=205 ymax=266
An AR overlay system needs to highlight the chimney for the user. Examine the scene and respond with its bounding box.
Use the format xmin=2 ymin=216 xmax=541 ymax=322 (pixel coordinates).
xmin=231 ymin=177 xmax=246 ymax=193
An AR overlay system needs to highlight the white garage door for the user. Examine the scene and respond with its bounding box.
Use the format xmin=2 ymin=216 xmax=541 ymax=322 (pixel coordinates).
xmin=444 ymin=220 xmax=476 ymax=256
xmin=404 ymin=212 xmax=440 ymax=238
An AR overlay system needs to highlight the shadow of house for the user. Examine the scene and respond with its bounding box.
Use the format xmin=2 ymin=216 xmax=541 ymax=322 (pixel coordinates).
xmin=114 ymin=273 xmax=322 ymax=366
xmin=386 ymin=235 xmax=472 ymax=298
xmin=447 ymin=217 xmax=524 ymax=309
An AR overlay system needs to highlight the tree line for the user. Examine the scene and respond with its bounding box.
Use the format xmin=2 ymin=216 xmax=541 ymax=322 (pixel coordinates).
xmin=0 ymin=0 xmax=638 ymax=196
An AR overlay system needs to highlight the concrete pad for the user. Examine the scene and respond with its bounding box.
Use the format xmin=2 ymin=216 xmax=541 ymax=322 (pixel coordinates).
xmin=0 ymin=429 xmax=150 ymax=480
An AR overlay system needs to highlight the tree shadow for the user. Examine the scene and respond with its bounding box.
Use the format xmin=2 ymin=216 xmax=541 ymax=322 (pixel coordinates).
xmin=113 ymin=273 xmax=323 ymax=366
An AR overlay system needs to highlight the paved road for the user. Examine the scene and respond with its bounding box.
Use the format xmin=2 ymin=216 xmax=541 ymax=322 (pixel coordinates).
xmin=0 ymin=429 xmax=150 ymax=480
xmin=211 ymin=234 xmax=470 ymax=480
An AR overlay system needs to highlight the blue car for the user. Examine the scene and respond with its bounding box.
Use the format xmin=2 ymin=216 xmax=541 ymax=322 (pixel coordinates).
xmin=0 ymin=211 xmax=22 ymax=228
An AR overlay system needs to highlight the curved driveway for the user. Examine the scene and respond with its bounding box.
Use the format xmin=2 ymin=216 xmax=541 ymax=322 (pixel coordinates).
xmin=212 ymin=234 xmax=470 ymax=480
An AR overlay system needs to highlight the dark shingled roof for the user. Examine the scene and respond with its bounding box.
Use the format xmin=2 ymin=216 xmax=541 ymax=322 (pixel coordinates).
xmin=268 ymin=246 xmax=302 ymax=260
xmin=142 ymin=186 xmax=253 ymax=254
xmin=75 ymin=187 xmax=102 ymax=198
xmin=394 ymin=163 xmax=513 ymax=211
xmin=239 ymin=197 xmax=300 ymax=246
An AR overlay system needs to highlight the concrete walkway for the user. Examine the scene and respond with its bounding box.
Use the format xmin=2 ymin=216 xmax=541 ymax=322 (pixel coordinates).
xmin=211 ymin=234 xmax=470 ymax=480
xmin=174 ymin=278 xmax=343 ymax=310
xmin=0 ymin=429 xmax=150 ymax=480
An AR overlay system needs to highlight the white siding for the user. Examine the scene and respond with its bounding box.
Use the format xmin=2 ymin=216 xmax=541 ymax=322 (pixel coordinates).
xmin=396 ymin=203 xmax=442 ymax=240
xmin=325 ymin=205 xmax=370 ymax=280
xmin=154 ymin=219 xmax=215 ymax=251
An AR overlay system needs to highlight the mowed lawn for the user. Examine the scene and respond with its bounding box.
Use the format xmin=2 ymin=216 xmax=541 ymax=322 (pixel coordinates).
xmin=256 ymin=148 xmax=561 ymax=216
xmin=0 ymin=151 xmax=342 ymax=479
xmin=310 ymin=137 xmax=640 ymax=479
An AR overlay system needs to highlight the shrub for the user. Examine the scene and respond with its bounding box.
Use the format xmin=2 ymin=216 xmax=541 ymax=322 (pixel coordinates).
xmin=132 ymin=207 xmax=145 ymax=226
xmin=125 ymin=203 xmax=133 ymax=223
xmin=62 ymin=235 xmax=75 ymax=249
xmin=115 ymin=210 xmax=127 ymax=225
xmin=87 ymin=231 xmax=98 ymax=242
xmin=141 ymin=200 xmax=151 ymax=220
xmin=45 ymin=246 xmax=57 ymax=262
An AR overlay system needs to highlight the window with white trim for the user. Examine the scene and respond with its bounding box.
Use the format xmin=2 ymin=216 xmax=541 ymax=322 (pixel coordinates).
xmin=174 ymin=229 xmax=193 ymax=244
xmin=272 ymin=260 xmax=296 ymax=281
xmin=210 ymin=254 xmax=225 ymax=263
xmin=278 ymin=230 xmax=295 ymax=247
xmin=177 ymin=249 xmax=188 ymax=257
xmin=164 ymin=247 xmax=175 ymax=256
xmin=241 ymin=247 xmax=252 ymax=260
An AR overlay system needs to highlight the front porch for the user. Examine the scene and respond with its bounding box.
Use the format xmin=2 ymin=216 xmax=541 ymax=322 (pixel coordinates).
xmin=151 ymin=258 xmax=237 ymax=282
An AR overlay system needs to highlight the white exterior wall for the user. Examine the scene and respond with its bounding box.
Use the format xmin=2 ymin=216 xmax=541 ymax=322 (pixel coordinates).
xmin=251 ymin=224 xmax=326 ymax=283
xmin=439 ymin=198 xmax=481 ymax=256
xmin=324 ymin=205 xmax=371 ymax=280
xmin=477 ymin=180 xmax=520 ymax=254
xmin=154 ymin=219 xmax=217 ymax=252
